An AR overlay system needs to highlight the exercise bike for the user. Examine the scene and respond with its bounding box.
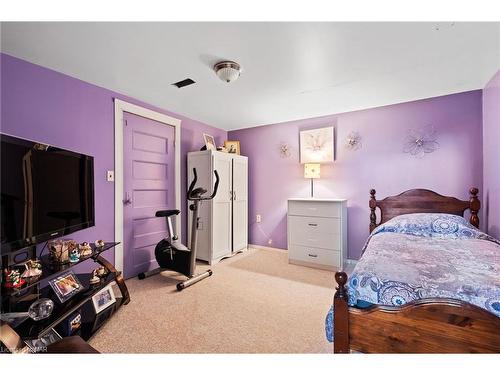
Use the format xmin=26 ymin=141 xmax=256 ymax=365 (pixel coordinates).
xmin=138 ymin=168 xmax=219 ymax=291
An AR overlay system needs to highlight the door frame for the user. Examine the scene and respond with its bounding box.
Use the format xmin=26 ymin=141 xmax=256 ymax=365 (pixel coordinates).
xmin=113 ymin=98 xmax=181 ymax=273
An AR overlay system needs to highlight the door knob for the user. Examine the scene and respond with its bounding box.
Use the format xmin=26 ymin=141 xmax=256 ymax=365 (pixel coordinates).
xmin=123 ymin=192 xmax=132 ymax=205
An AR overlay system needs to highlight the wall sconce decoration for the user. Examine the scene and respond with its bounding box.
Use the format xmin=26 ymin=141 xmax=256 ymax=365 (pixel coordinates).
xmin=304 ymin=163 xmax=321 ymax=197
xmin=279 ymin=143 xmax=291 ymax=158
xmin=299 ymin=126 xmax=334 ymax=163
xmin=345 ymin=131 xmax=362 ymax=151
xmin=403 ymin=125 xmax=440 ymax=158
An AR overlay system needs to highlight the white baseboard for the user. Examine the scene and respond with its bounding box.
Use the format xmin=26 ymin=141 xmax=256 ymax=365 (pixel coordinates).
xmin=248 ymin=243 xmax=287 ymax=252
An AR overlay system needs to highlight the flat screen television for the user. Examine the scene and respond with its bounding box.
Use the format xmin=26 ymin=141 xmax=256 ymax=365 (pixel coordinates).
xmin=1 ymin=134 xmax=95 ymax=253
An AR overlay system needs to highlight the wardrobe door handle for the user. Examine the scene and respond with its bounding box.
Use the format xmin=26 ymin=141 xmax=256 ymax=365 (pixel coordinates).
xmin=308 ymin=253 xmax=318 ymax=258
xmin=308 ymin=223 xmax=318 ymax=227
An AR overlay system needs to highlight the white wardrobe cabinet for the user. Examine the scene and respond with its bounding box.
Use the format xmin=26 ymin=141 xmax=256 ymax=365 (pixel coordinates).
xmin=187 ymin=150 xmax=248 ymax=264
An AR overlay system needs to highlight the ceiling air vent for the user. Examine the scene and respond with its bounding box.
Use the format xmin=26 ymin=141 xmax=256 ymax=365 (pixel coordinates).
xmin=172 ymin=78 xmax=196 ymax=88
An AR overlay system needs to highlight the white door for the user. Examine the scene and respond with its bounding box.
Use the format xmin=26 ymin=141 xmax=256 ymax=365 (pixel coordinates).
xmin=232 ymin=156 xmax=248 ymax=252
xmin=212 ymin=152 xmax=232 ymax=260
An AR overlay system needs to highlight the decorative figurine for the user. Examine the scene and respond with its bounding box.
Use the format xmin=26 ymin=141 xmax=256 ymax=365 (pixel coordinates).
xmin=69 ymin=313 xmax=82 ymax=334
xmin=89 ymin=269 xmax=101 ymax=285
xmin=65 ymin=239 xmax=78 ymax=253
xmin=95 ymin=266 xmax=109 ymax=278
xmin=21 ymin=259 xmax=43 ymax=279
xmin=94 ymin=239 xmax=105 ymax=248
xmin=49 ymin=239 xmax=69 ymax=264
xmin=3 ymin=268 xmax=26 ymax=289
xmin=0 ymin=298 xmax=54 ymax=325
xmin=69 ymin=247 xmax=80 ymax=263
xmin=79 ymin=242 xmax=92 ymax=257
xmin=28 ymin=298 xmax=54 ymax=321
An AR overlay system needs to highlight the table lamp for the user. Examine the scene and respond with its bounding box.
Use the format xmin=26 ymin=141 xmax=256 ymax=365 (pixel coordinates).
xmin=304 ymin=163 xmax=321 ymax=197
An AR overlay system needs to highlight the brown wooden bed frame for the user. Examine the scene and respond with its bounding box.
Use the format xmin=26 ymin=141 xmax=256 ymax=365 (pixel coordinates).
xmin=333 ymin=187 xmax=500 ymax=353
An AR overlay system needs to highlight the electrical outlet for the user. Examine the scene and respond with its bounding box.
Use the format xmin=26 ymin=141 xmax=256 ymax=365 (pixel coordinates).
xmin=268 ymin=239 xmax=273 ymax=245
xmin=256 ymin=214 xmax=262 ymax=223
xmin=107 ymin=170 xmax=114 ymax=182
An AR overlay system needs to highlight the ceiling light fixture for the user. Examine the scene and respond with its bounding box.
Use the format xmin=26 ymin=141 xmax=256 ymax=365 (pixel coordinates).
xmin=214 ymin=61 xmax=242 ymax=83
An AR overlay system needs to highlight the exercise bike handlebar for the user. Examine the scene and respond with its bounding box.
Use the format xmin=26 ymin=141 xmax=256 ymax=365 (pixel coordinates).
xmin=209 ymin=170 xmax=220 ymax=200
xmin=187 ymin=168 xmax=198 ymax=197
xmin=187 ymin=168 xmax=220 ymax=201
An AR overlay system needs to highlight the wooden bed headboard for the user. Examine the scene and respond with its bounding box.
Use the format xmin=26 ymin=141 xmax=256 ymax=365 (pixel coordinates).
xmin=369 ymin=187 xmax=480 ymax=232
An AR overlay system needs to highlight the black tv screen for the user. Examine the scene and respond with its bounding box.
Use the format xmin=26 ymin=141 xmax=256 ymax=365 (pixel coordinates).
xmin=1 ymin=134 xmax=95 ymax=253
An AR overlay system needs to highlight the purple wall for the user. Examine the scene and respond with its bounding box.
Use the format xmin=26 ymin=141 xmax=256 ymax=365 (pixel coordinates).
xmin=0 ymin=53 xmax=226 ymax=268
xmin=229 ymin=91 xmax=483 ymax=259
xmin=483 ymin=70 xmax=500 ymax=239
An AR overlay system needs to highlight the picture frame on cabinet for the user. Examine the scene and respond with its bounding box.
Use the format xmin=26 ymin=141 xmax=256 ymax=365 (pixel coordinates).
xmin=92 ymin=304 xmax=115 ymax=332
xmin=24 ymin=328 xmax=62 ymax=353
xmin=48 ymin=271 xmax=83 ymax=303
xmin=224 ymin=140 xmax=241 ymax=155
xmin=91 ymin=284 xmax=116 ymax=313
xmin=203 ymin=133 xmax=217 ymax=150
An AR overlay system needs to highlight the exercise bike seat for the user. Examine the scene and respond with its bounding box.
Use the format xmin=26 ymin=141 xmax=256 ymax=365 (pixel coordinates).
xmin=156 ymin=209 xmax=180 ymax=218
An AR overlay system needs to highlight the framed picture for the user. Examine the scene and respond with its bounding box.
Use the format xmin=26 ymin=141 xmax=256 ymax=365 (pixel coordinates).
xmin=92 ymin=304 xmax=115 ymax=332
xmin=91 ymin=284 xmax=116 ymax=313
xmin=203 ymin=133 xmax=216 ymax=150
xmin=299 ymin=126 xmax=334 ymax=163
xmin=24 ymin=328 xmax=62 ymax=353
xmin=224 ymin=140 xmax=241 ymax=155
xmin=48 ymin=271 xmax=83 ymax=303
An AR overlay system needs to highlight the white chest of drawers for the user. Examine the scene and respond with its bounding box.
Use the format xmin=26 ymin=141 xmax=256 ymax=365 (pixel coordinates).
xmin=287 ymin=198 xmax=347 ymax=271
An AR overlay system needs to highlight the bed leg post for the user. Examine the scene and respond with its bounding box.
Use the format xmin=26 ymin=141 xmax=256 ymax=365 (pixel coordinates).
xmin=369 ymin=189 xmax=377 ymax=232
xmin=469 ymin=187 xmax=480 ymax=228
xmin=334 ymin=271 xmax=349 ymax=353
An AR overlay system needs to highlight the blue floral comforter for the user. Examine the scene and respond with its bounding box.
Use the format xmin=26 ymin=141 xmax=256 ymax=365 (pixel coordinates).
xmin=325 ymin=213 xmax=500 ymax=342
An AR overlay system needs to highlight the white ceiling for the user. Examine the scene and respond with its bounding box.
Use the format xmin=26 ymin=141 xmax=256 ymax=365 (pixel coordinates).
xmin=1 ymin=22 xmax=499 ymax=130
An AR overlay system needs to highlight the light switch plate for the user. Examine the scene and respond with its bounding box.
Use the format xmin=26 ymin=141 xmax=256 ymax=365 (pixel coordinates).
xmin=107 ymin=170 xmax=114 ymax=182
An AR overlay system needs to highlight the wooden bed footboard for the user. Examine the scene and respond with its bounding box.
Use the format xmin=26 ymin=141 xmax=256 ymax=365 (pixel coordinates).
xmin=333 ymin=272 xmax=500 ymax=353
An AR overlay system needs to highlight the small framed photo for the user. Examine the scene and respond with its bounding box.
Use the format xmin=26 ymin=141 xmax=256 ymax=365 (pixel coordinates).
xmin=92 ymin=305 xmax=115 ymax=332
xmin=203 ymin=133 xmax=216 ymax=150
xmin=224 ymin=140 xmax=241 ymax=155
xmin=49 ymin=271 xmax=83 ymax=303
xmin=25 ymin=328 xmax=62 ymax=353
xmin=92 ymin=284 xmax=116 ymax=313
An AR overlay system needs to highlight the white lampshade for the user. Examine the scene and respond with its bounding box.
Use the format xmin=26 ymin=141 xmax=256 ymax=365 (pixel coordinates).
xmin=214 ymin=61 xmax=241 ymax=83
xmin=304 ymin=163 xmax=321 ymax=179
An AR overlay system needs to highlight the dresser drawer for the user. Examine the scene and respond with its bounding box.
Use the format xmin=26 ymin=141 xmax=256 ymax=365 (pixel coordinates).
xmin=288 ymin=245 xmax=341 ymax=269
xmin=288 ymin=216 xmax=341 ymax=250
xmin=288 ymin=200 xmax=340 ymax=218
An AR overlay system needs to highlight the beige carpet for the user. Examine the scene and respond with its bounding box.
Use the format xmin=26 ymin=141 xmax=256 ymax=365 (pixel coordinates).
xmin=89 ymin=247 xmax=335 ymax=353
